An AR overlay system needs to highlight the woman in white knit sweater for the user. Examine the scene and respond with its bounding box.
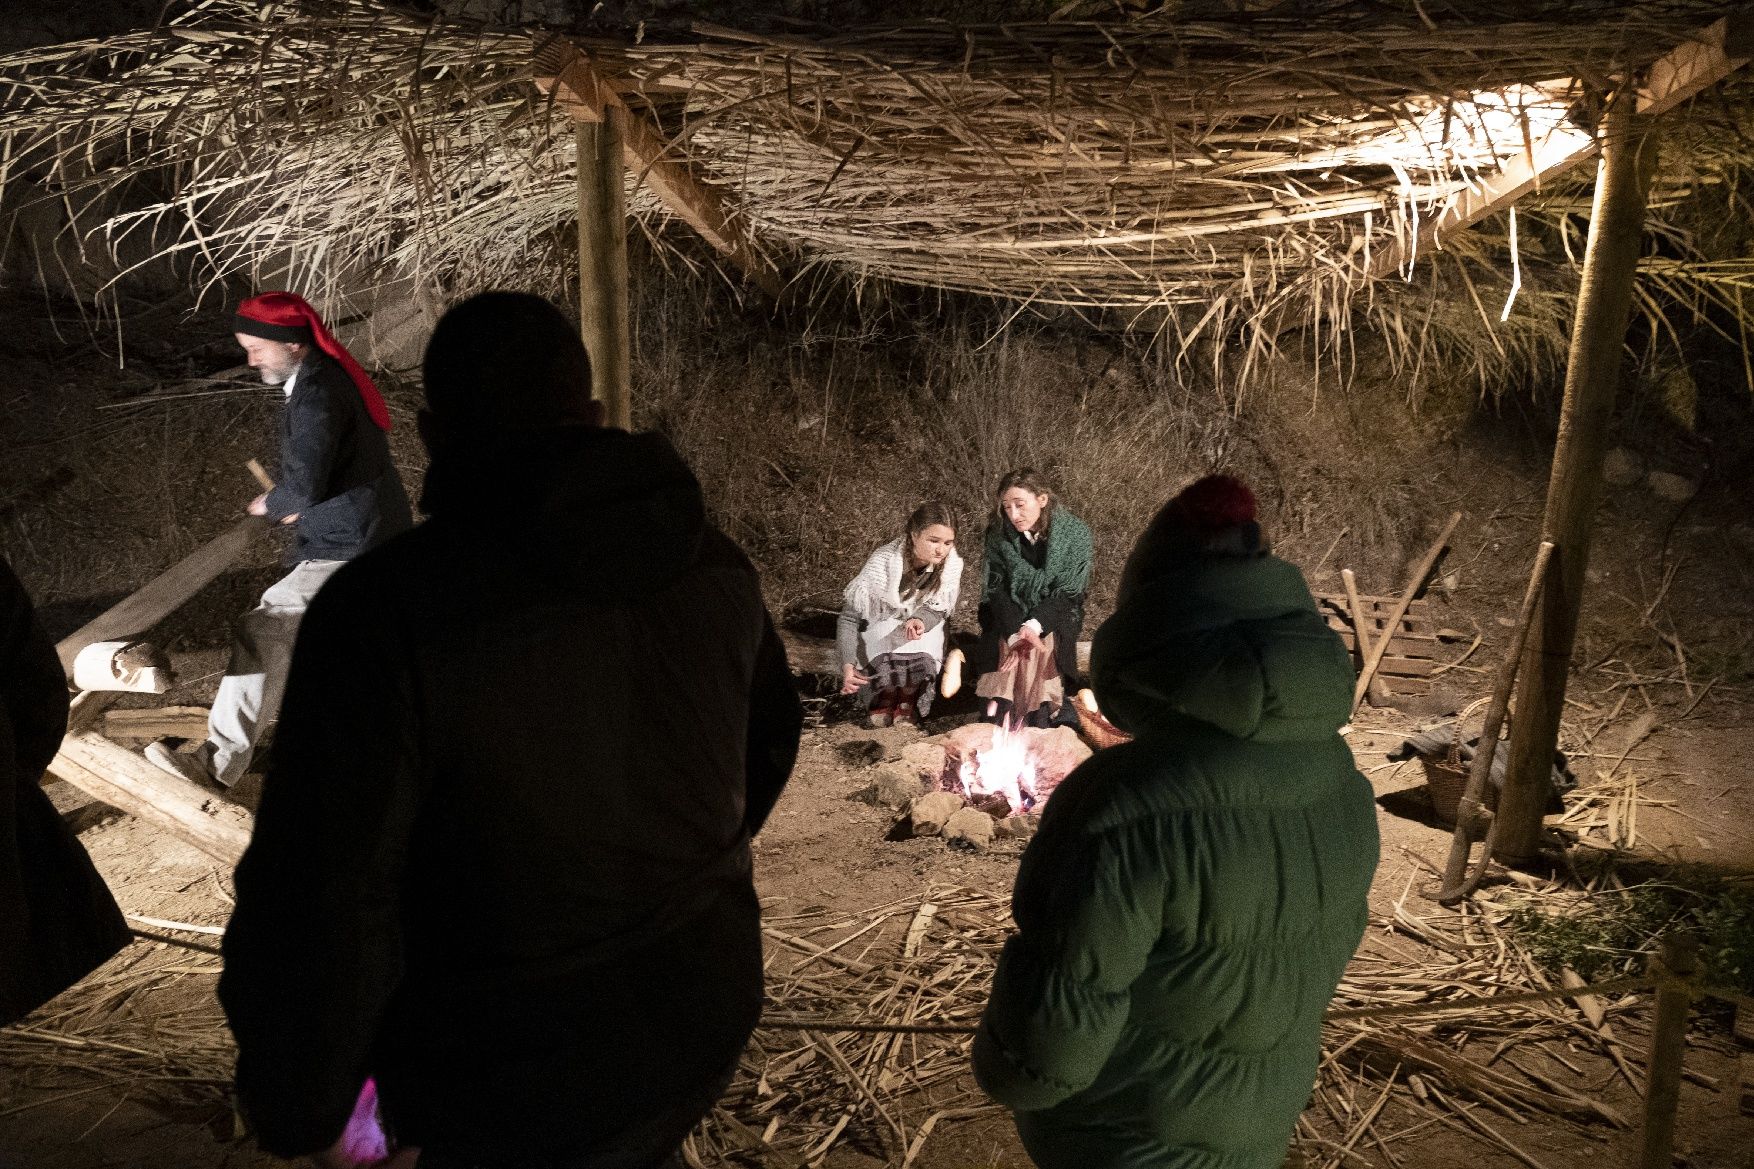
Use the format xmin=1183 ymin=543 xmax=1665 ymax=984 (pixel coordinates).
xmin=839 ymin=503 xmax=963 ymax=728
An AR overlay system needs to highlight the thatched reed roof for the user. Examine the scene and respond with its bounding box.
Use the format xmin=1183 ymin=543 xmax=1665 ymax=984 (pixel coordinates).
xmin=592 ymin=5 xmax=1743 ymax=308
xmin=2 ymin=0 xmax=1751 ymax=384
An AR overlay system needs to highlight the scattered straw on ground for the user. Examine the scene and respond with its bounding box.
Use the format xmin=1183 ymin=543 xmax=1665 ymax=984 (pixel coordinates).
xmin=0 ymin=881 xmax=1722 ymax=1167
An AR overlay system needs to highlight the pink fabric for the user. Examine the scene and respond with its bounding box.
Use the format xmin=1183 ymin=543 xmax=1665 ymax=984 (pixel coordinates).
xmin=339 ymin=1077 xmax=391 ymax=1164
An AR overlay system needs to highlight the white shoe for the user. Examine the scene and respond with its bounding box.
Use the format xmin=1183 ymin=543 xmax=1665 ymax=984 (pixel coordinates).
xmin=144 ymin=740 xmax=220 ymax=788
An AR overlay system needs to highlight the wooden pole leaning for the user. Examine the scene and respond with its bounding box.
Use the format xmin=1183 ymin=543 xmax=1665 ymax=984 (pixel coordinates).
xmin=55 ymin=518 xmax=263 ymax=676
xmin=56 ymin=458 xmax=274 ymax=676
xmin=1351 ymin=511 xmax=1461 ymax=714
xmin=1434 ymin=540 xmax=1554 ymax=903
xmin=1637 ymin=934 xmax=1699 ymax=1169
xmin=577 ymin=112 xmax=633 ymax=431
xmin=1496 ymin=92 xmax=1660 ymax=864
xmin=1340 ymin=568 xmax=1388 ymax=709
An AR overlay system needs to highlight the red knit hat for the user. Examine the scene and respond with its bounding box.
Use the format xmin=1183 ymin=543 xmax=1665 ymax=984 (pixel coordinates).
xmin=234 ymin=292 xmax=391 ymax=431
xmin=1165 ymin=474 xmax=1256 ymax=534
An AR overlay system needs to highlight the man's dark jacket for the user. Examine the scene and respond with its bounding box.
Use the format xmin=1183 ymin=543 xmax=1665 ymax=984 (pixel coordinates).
xmin=1 ymin=556 xmax=130 ymax=1026
xmin=263 ymin=352 xmax=412 ymax=564
xmin=219 ymin=427 xmax=804 ymax=1163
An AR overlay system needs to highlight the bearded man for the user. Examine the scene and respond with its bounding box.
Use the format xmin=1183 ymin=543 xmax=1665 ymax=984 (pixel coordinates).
xmin=147 ymin=293 xmax=412 ymax=789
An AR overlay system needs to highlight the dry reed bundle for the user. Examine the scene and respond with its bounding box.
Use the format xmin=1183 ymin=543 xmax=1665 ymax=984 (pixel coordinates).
xmin=0 ymin=0 xmax=583 ymax=313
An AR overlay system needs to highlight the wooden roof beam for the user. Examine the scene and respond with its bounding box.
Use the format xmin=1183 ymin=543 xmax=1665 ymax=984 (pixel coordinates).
xmin=533 ymin=38 xmax=783 ymax=298
xmin=1364 ymin=13 xmax=1752 ymax=282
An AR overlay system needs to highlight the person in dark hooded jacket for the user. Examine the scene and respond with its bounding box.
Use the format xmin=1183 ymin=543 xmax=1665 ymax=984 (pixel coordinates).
xmin=972 ymin=475 xmax=1378 ymax=1169
xmin=219 ymin=292 xmax=804 ymax=1169
xmin=1 ymin=554 xmax=131 ymax=1027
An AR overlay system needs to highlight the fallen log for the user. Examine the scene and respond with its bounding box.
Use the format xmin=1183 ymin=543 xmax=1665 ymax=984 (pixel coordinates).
xmin=47 ymin=731 xmax=252 ymax=866
xmin=55 ymin=517 xmax=263 ymax=677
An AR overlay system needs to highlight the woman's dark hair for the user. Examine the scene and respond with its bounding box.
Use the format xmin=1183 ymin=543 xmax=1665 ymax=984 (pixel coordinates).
xmin=995 ymin=468 xmax=1056 ymax=537
xmin=901 ymin=501 xmax=956 ymax=601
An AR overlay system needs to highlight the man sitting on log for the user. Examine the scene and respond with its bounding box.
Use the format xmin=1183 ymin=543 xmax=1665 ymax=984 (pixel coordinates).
xmin=145 ymin=292 xmax=412 ymax=790
xmin=218 ymin=292 xmax=803 ymax=1169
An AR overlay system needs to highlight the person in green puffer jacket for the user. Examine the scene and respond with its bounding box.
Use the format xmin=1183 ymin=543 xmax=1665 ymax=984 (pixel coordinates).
xmin=973 ymin=474 xmax=1379 ymax=1169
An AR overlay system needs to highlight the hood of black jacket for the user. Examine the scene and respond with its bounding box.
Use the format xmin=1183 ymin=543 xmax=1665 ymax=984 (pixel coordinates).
xmin=419 ymin=426 xmax=707 ymax=599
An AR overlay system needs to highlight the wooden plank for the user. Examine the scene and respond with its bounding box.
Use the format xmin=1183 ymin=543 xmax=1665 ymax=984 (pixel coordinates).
xmin=534 ymin=37 xmax=784 ymax=298
xmin=48 ymin=731 xmax=252 ymax=866
xmin=103 ymin=706 xmax=210 ymax=740
xmin=54 ymin=517 xmax=261 ymax=677
xmin=1374 ymin=655 xmax=1438 ymax=678
xmin=1638 ymin=14 xmax=1754 ymax=117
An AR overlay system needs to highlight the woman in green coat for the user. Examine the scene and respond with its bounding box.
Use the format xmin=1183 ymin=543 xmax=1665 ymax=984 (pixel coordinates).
xmin=973 ymin=475 xmax=1379 ymax=1169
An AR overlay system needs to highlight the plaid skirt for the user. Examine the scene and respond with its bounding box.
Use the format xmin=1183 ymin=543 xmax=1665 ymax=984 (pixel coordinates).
xmin=869 ymin=651 xmax=940 ymax=693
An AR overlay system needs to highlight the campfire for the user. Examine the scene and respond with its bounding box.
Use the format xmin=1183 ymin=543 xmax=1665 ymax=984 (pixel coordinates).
xmin=869 ymin=722 xmax=1091 ymax=850
xmin=955 ymin=724 xmax=1046 ymax=818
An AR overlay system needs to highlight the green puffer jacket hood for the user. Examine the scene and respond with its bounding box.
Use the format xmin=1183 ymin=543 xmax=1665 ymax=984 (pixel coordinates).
xmin=1090 ymin=551 xmax=1353 ymax=744
xmin=973 ymin=548 xmax=1378 ymax=1169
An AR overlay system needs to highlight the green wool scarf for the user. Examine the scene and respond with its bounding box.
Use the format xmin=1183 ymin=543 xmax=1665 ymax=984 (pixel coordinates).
xmin=982 ymin=508 xmax=1094 ymax=614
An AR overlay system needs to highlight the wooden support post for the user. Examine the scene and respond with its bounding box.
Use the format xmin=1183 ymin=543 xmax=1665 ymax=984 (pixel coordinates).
xmin=1495 ymin=93 xmax=1659 ymax=863
xmin=48 ymin=732 xmax=252 ymax=866
xmin=535 ymin=40 xmax=783 ymax=299
xmin=577 ymin=114 xmax=633 ymax=432
xmin=1637 ymin=934 xmax=1699 ymax=1169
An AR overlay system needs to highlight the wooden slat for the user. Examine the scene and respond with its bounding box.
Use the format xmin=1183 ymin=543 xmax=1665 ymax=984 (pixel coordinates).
xmin=1638 ymin=14 xmax=1754 ymax=118
xmin=1373 ymin=655 xmax=1438 ymax=678
xmin=1315 ymin=596 xmax=1440 ymax=644
xmin=533 ymin=38 xmax=784 ymax=298
xmin=103 ymin=706 xmax=211 ymax=740
xmin=1329 ymin=629 xmax=1444 ymax=660
xmin=48 ymin=732 xmax=252 ymax=866
xmin=55 ymin=518 xmax=261 ymax=676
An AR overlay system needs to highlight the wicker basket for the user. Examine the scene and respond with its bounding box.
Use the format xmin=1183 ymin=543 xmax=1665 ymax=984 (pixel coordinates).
xmin=1074 ymin=690 xmax=1133 ymax=751
xmin=1424 ymin=697 xmax=1492 ymax=825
